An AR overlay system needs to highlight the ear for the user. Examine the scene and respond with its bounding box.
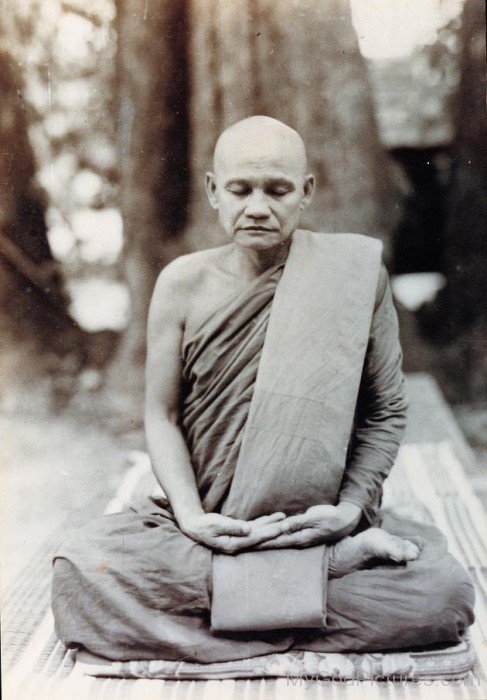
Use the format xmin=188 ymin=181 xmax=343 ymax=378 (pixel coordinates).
xmin=205 ymin=172 xmax=219 ymax=210
xmin=300 ymin=174 xmax=315 ymax=210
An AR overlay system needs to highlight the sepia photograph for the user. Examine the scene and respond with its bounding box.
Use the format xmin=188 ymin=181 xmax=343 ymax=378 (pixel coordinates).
xmin=1 ymin=0 xmax=486 ymax=698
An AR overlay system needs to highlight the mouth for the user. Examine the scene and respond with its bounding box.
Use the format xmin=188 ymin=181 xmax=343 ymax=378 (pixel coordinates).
xmin=240 ymin=226 xmax=278 ymax=233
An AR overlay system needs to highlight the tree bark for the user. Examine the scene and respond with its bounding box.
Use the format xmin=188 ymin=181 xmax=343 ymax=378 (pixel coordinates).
xmin=107 ymin=0 xmax=190 ymax=399
xmin=185 ymin=0 xmax=398 ymax=254
xmin=0 ymin=47 xmax=74 ymax=350
xmin=110 ymin=0 xmax=398 ymax=412
xmin=418 ymin=0 xmax=486 ymax=400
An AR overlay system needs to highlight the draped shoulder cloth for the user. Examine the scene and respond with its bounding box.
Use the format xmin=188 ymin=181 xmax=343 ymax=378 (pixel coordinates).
xmin=212 ymin=230 xmax=383 ymax=632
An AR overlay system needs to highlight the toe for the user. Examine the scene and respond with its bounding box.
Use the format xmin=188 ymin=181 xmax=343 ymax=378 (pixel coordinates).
xmin=389 ymin=537 xmax=419 ymax=562
xmin=387 ymin=537 xmax=408 ymax=562
xmin=404 ymin=540 xmax=420 ymax=560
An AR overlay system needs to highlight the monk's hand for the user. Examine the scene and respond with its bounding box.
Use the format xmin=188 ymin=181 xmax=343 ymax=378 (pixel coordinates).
xmin=254 ymin=503 xmax=362 ymax=550
xmin=180 ymin=512 xmax=287 ymax=554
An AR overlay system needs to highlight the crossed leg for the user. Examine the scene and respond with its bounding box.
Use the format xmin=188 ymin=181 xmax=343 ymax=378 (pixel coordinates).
xmin=52 ymin=504 xmax=475 ymax=661
xmin=300 ymin=512 xmax=475 ymax=653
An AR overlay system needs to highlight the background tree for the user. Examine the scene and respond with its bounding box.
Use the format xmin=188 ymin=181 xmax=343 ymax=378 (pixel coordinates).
xmin=1 ymin=0 xmax=121 ymax=408
xmin=418 ymin=0 xmax=486 ymax=400
xmin=0 ymin=9 xmax=83 ymax=402
xmin=106 ymin=0 xmax=190 ymax=402
xmin=0 ymin=49 xmax=68 ymax=342
xmin=110 ymin=0 xmax=399 ymax=414
xmin=186 ymin=0 xmax=398 ymax=252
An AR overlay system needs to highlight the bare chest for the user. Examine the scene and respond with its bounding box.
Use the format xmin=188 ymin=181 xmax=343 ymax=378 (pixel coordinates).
xmin=182 ymin=272 xmax=251 ymax=345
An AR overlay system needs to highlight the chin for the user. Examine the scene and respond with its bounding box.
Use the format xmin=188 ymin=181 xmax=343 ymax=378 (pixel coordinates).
xmin=235 ymin=232 xmax=284 ymax=249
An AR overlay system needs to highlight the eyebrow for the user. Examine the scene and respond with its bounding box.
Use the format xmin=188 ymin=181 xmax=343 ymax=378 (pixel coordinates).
xmin=225 ymin=178 xmax=295 ymax=188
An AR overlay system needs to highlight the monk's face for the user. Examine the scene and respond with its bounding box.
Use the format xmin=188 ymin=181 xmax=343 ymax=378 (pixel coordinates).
xmin=206 ymin=121 xmax=314 ymax=250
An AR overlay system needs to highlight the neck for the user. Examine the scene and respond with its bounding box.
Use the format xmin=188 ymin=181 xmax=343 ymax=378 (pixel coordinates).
xmin=231 ymin=235 xmax=293 ymax=278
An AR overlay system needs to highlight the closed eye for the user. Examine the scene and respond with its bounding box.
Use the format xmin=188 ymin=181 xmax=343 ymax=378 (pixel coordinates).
xmin=267 ymin=188 xmax=290 ymax=197
xmin=266 ymin=181 xmax=295 ymax=196
xmin=226 ymin=183 xmax=251 ymax=196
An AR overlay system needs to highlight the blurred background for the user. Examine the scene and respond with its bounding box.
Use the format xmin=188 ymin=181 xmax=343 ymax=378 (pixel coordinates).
xmin=0 ymin=0 xmax=485 ymax=586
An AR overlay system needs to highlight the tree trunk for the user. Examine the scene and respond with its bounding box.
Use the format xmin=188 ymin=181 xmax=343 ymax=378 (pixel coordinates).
xmin=0 ymin=47 xmax=75 ymax=351
xmin=418 ymin=0 xmax=486 ymax=401
xmin=109 ymin=0 xmax=398 ymax=415
xmin=107 ymin=0 xmax=190 ymax=401
xmin=0 ymin=5 xmax=119 ymax=410
xmin=185 ymin=0 xmax=398 ymax=254
xmin=444 ymin=0 xmax=486 ymax=336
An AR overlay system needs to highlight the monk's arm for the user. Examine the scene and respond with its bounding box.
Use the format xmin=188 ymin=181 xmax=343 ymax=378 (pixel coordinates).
xmin=338 ymin=264 xmax=408 ymax=523
xmin=145 ymin=266 xmax=210 ymax=527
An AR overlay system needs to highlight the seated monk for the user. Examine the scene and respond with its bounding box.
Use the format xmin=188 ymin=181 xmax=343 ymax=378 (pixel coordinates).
xmin=52 ymin=116 xmax=475 ymax=663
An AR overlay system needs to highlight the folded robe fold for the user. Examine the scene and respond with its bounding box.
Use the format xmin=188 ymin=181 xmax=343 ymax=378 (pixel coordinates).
xmin=211 ymin=546 xmax=329 ymax=632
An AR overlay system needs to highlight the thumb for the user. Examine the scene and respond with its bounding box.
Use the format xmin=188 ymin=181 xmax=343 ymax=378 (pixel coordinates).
xmin=215 ymin=516 xmax=251 ymax=536
xmin=251 ymin=512 xmax=286 ymax=526
xmin=283 ymin=513 xmax=309 ymax=533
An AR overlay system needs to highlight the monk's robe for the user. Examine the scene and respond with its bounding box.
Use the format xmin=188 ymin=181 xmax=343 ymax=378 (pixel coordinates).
xmin=52 ymin=232 xmax=475 ymax=663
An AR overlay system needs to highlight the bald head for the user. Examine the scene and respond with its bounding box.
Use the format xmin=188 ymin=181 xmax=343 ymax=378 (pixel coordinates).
xmin=213 ymin=116 xmax=307 ymax=177
xmin=206 ymin=116 xmax=314 ymax=247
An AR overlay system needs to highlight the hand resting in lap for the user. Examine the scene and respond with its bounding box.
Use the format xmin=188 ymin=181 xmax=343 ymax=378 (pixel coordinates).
xmin=180 ymin=504 xmax=361 ymax=554
xmin=255 ymin=503 xmax=362 ymax=549
xmin=180 ymin=511 xmax=288 ymax=554
xmin=253 ymin=502 xmax=420 ymax=577
xmin=180 ymin=503 xmax=419 ymax=578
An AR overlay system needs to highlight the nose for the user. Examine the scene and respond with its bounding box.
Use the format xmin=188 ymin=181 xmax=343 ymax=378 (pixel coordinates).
xmin=244 ymin=191 xmax=271 ymax=219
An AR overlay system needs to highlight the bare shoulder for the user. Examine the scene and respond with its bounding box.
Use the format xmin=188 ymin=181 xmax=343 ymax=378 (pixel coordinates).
xmin=149 ymin=246 xmax=231 ymax=324
xmin=162 ymin=245 xmax=230 ymax=278
xmin=153 ymin=246 xmax=230 ymax=293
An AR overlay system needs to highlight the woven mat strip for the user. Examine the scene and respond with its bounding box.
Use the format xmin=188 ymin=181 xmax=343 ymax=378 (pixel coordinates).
xmin=4 ymin=441 xmax=487 ymax=699
xmin=3 ymin=573 xmax=55 ymax=669
xmin=403 ymin=444 xmax=487 ymax=681
xmin=2 ymin=530 xmax=60 ymax=614
xmin=3 ymin=469 xmax=148 ymax=696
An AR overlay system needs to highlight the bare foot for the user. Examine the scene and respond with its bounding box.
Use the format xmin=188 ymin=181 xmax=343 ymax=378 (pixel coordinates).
xmin=328 ymin=528 xmax=420 ymax=579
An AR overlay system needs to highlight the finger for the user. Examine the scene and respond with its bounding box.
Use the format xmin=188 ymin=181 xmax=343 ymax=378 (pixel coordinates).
xmin=210 ymin=539 xmax=239 ymax=554
xmin=215 ymin=517 xmax=252 ymax=536
xmin=253 ymin=534 xmax=290 ymax=549
xmin=255 ymin=529 xmax=317 ymax=550
xmin=260 ymin=519 xmax=289 ymax=534
xmin=213 ymin=525 xmax=320 ymax=553
xmin=260 ymin=527 xmax=317 ymax=549
xmin=249 ymin=521 xmax=285 ymax=543
xmin=228 ymin=522 xmax=287 ymax=551
xmin=281 ymin=513 xmax=310 ymax=533
xmin=252 ymin=512 xmax=286 ymax=525
xmin=207 ymin=534 xmax=251 ymax=553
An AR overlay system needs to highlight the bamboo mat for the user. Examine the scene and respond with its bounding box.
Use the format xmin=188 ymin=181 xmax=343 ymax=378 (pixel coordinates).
xmin=3 ymin=376 xmax=487 ymax=699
